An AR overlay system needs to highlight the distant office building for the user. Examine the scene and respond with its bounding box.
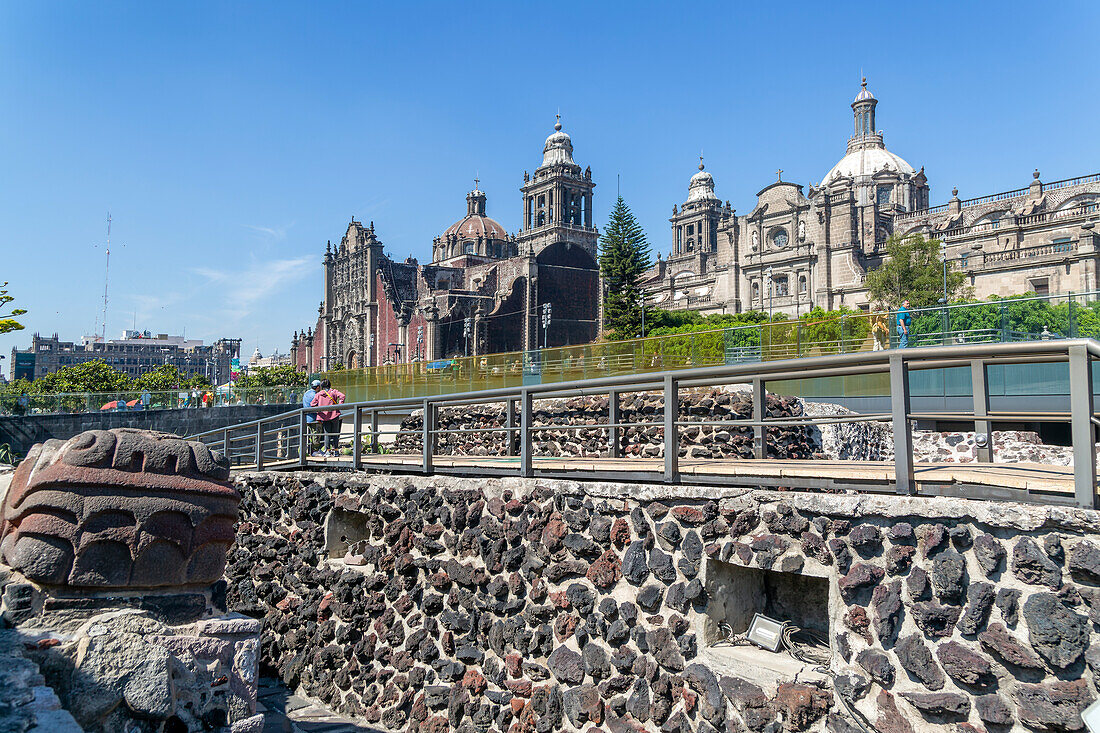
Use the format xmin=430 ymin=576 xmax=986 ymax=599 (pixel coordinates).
xmin=643 ymin=79 xmax=1100 ymax=316
xmin=292 ymin=117 xmax=601 ymax=369
xmin=9 ymin=331 xmax=242 ymax=385
xmin=246 ymin=347 xmax=292 ymax=371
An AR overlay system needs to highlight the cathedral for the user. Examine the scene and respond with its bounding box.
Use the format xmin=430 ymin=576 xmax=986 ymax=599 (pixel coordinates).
xmin=643 ymin=80 xmax=1100 ymax=316
xmin=291 ymin=118 xmax=600 ymax=371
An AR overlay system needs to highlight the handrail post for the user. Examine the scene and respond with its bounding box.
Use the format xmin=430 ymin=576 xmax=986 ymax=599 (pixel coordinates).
xmin=222 ymin=429 xmax=230 ymax=463
xmin=889 ymin=353 xmax=914 ymax=495
xmin=752 ymin=377 xmax=766 ymax=459
xmin=664 ymin=374 xmax=679 ymax=482
xmin=255 ymin=420 xmax=264 ymax=470
xmin=298 ymin=411 xmax=307 ymax=467
xmin=608 ymin=389 xmax=621 ymax=459
xmin=421 ymin=399 xmax=434 ymax=475
xmin=519 ymin=390 xmax=533 ymax=477
xmin=505 ymin=398 xmax=516 ymax=456
xmin=370 ymin=410 xmax=379 ymax=454
xmin=970 ymin=359 xmax=994 ymax=463
xmin=1068 ymin=344 xmax=1096 ymax=508
xmin=352 ymin=406 xmax=362 ymax=470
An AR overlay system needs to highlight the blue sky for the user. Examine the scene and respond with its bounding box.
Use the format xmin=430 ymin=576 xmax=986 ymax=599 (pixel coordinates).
xmin=2 ymin=1 xmax=1098 ymax=360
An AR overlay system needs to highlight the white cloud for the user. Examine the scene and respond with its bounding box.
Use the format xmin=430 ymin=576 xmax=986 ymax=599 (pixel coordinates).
xmin=193 ymin=256 xmax=315 ymax=319
xmin=244 ymin=222 xmax=294 ymax=240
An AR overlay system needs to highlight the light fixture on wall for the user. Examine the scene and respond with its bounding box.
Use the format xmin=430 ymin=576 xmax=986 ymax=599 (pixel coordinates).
xmin=1082 ymin=696 xmax=1100 ymax=732
xmin=745 ymin=613 xmax=786 ymax=653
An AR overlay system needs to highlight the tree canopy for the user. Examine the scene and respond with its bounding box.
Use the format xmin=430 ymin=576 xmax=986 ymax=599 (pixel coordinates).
xmin=0 ymin=281 xmax=27 ymax=335
xmin=598 ymin=197 xmax=651 ymax=339
xmin=33 ymin=360 xmax=133 ymax=394
xmin=133 ymin=364 xmax=210 ymax=391
xmin=864 ymin=234 xmax=969 ymax=308
xmin=235 ymin=364 xmax=307 ymax=389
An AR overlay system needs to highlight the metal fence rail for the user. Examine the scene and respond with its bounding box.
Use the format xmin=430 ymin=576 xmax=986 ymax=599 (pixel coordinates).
xmin=190 ymin=339 xmax=1100 ymax=509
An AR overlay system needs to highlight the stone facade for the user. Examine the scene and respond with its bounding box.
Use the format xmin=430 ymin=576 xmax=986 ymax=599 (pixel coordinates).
xmin=228 ymin=471 xmax=1100 ymax=732
xmin=292 ymin=118 xmax=601 ymax=370
xmin=644 ymin=80 xmax=1100 ymax=317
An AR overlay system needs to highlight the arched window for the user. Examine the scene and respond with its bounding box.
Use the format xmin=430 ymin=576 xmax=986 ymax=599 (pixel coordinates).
xmin=799 ymin=275 xmax=808 ymax=293
xmin=752 ymin=281 xmax=760 ymax=301
xmin=463 ymin=241 xmax=474 ymax=254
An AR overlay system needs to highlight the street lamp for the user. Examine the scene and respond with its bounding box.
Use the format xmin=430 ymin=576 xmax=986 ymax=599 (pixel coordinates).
xmin=463 ymin=317 xmax=473 ymax=357
xmin=541 ymin=303 xmax=552 ymax=349
xmin=416 ymin=325 xmax=424 ymax=361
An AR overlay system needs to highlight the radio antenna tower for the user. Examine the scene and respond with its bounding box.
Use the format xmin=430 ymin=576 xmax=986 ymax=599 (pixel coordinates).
xmin=100 ymin=213 xmax=111 ymax=342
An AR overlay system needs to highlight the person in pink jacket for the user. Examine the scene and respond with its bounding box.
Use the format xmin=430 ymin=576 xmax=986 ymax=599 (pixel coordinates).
xmin=310 ymin=379 xmax=346 ymax=456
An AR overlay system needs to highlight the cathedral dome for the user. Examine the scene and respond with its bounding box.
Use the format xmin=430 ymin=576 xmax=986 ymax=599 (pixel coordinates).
xmin=444 ymin=215 xmax=508 ymax=240
xmin=686 ymin=161 xmax=718 ymax=202
xmin=824 ymin=146 xmax=916 ymax=183
xmin=824 ymin=78 xmax=915 ymax=184
xmin=442 ymin=186 xmax=508 ymax=241
xmin=541 ymin=117 xmax=575 ymax=167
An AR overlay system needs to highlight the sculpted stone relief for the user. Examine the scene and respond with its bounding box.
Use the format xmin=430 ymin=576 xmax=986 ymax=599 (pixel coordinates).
xmin=0 ymin=428 xmax=238 ymax=590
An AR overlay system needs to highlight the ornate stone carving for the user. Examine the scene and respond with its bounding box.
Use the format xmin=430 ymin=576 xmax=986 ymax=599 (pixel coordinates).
xmin=0 ymin=429 xmax=237 ymax=590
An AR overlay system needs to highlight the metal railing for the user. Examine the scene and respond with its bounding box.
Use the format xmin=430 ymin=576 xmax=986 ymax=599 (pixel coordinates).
xmin=13 ymin=293 xmax=1100 ymax=417
xmin=190 ymin=339 xmax=1100 ymax=509
xmin=317 ymin=291 xmax=1100 ymax=405
xmin=0 ymin=386 xmax=299 ymax=417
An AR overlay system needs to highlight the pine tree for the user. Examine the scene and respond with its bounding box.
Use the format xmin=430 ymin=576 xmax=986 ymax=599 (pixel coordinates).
xmin=598 ymin=197 xmax=651 ymax=338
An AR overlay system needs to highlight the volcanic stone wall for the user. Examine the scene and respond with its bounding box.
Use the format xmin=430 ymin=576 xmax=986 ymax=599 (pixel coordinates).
xmin=228 ymin=473 xmax=1100 ymax=732
xmin=393 ymin=389 xmax=819 ymax=460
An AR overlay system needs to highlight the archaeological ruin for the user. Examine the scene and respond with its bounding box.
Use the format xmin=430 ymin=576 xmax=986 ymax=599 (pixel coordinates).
xmin=0 ymin=420 xmax=1098 ymax=732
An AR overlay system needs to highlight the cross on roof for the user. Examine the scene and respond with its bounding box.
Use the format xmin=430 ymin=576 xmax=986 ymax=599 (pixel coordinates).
xmin=473 ymin=175 xmax=479 ymax=191
xmin=776 ymin=169 xmax=783 ymax=182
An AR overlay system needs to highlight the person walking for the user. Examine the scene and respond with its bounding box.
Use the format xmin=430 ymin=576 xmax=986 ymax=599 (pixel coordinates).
xmin=303 ymin=379 xmax=321 ymax=456
xmin=311 ymin=379 xmax=346 ymax=456
xmin=896 ymin=299 xmax=912 ymax=348
xmin=871 ymin=315 xmax=889 ymax=351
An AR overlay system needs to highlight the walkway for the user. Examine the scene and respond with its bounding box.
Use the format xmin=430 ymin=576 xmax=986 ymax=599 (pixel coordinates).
xmin=194 ymin=339 xmax=1100 ymax=509
xmin=258 ymin=454 xmax=1079 ymax=505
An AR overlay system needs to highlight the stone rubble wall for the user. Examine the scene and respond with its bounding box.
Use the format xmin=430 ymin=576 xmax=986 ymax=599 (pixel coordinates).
xmin=392 ymin=390 xmax=1085 ymax=467
xmin=228 ymin=472 xmax=1100 ymax=733
xmin=394 ymin=388 xmax=822 ymax=460
xmin=0 ymin=629 xmax=82 ymax=732
xmin=805 ymin=400 xmax=1088 ymax=465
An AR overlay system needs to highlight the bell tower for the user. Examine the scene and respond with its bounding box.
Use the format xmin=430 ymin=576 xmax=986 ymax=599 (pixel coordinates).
xmin=516 ymin=115 xmax=597 ymax=258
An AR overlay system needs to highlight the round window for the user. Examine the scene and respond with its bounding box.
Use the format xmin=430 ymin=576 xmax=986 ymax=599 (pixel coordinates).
xmin=771 ymin=229 xmax=789 ymax=248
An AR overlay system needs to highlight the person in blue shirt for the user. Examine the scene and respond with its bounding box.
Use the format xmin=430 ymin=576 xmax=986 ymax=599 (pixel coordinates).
xmin=303 ymin=379 xmax=321 ymax=455
xmin=896 ymin=300 xmax=912 ymax=348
